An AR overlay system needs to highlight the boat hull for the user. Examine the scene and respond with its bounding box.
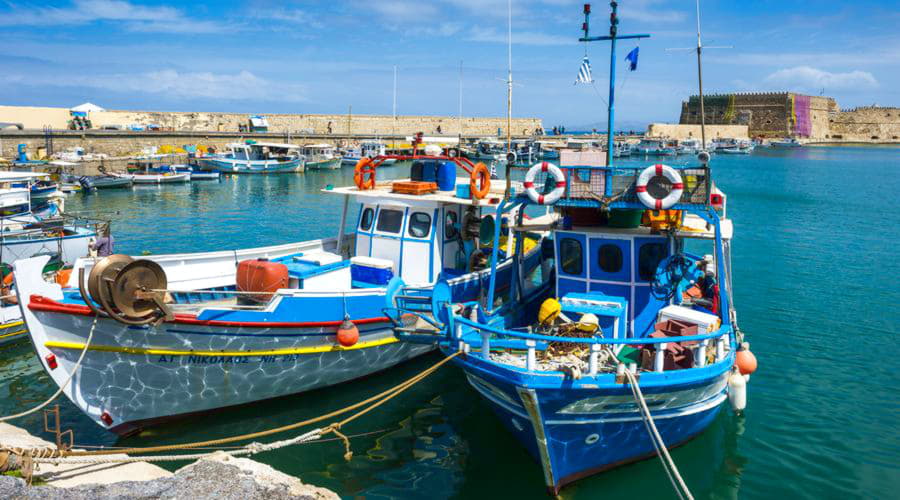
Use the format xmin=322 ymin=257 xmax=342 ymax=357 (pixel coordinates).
xmin=0 ymin=227 xmax=94 ymax=266
xmin=305 ymin=158 xmax=341 ymax=170
xmin=202 ymin=158 xmax=303 ymax=174
xmin=25 ymin=302 xmax=429 ymax=435
xmin=452 ymin=352 xmax=729 ymax=493
xmin=0 ymin=317 xmax=27 ymax=346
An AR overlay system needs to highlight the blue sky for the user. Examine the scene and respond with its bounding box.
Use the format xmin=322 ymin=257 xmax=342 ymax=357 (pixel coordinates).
xmin=1 ymin=0 xmax=898 ymax=128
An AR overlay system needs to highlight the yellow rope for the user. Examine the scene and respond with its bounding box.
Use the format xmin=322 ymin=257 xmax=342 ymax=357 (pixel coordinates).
xmin=57 ymin=351 xmax=461 ymax=458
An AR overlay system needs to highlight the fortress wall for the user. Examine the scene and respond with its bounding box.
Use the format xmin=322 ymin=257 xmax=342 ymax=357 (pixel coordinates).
xmin=0 ymin=106 xmax=541 ymax=137
xmin=646 ymin=124 xmax=749 ymax=140
xmin=826 ymin=106 xmax=900 ymax=142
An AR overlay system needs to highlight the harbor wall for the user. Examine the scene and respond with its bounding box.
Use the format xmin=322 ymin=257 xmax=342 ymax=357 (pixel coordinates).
xmin=826 ymin=106 xmax=900 ymax=142
xmin=646 ymin=124 xmax=748 ymax=140
xmin=0 ymin=105 xmax=542 ymax=138
xmin=678 ymin=92 xmax=898 ymax=142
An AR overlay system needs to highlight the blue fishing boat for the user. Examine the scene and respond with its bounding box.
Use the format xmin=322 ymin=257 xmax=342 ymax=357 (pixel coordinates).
xmin=201 ymin=142 xmax=304 ymax=174
xmin=13 ymin=149 xmax=550 ymax=434
xmin=392 ymin=4 xmax=758 ymax=495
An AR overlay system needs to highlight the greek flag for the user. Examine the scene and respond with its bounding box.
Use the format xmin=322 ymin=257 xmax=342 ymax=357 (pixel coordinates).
xmin=626 ymin=47 xmax=640 ymax=71
xmin=575 ymin=56 xmax=593 ymax=84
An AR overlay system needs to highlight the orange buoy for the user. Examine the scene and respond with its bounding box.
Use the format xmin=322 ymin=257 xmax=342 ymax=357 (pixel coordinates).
xmin=470 ymin=162 xmax=491 ymax=199
xmin=354 ymin=158 xmax=376 ymax=190
xmin=336 ymin=317 xmax=359 ymax=347
xmin=56 ymin=268 xmax=73 ymax=286
xmin=735 ymin=348 xmax=757 ymax=375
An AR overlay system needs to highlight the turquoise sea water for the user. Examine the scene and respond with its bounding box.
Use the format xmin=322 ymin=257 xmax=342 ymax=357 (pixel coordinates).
xmin=1 ymin=146 xmax=898 ymax=498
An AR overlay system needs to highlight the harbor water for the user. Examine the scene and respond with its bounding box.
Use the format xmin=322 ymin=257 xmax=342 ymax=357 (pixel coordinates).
xmin=1 ymin=146 xmax=898 ymax=498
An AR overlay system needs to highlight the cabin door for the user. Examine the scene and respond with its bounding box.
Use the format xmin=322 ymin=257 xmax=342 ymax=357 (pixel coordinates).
xmin=368 ymin=206 xmax=404 ymax=273
xmin=400 ymin=208 xmax=439 ymax=284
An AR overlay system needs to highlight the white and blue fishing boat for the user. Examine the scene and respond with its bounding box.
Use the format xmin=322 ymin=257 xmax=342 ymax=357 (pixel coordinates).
xmin=470 ymin=138 xmax=506 ymax=162
xmin=341 ymin=140 xmax=396 ymax=167
xmin=302 ymin=144 xmax=341 ymax=170
xmin=0 ymin=171 xmax=100 ymax=346
xmin=12 ymin=151 xmax=549 ymax=434
xmin=391 ymin=5 xmax=757 ymax=495
xmin=770 ymin=137 xmax=802 ymax=147
xmin=201 ymin=142 xmax=304 ymax=174
xmin=634 ymin=137 xmax=676 ymax=156
xmin=675 ymin=138 xmax=701 ymax=155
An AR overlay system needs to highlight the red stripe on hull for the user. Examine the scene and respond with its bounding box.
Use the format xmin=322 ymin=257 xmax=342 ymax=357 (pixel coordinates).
xmin=28 ymin=295 xmax=390 ymax=328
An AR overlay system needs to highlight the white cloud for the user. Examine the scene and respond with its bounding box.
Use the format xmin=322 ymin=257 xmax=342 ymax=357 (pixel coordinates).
xmin=764 ymin=66 xmax=878 ymax=91
xmin=10 ymin=69 xmax=308 ymax=102
xmin=0 ymin=0 xmax=230 ymax=33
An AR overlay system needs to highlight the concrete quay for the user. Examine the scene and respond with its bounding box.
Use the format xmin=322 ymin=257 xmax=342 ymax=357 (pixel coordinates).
xmin=0 ymin=423 xmax=337 ymax=499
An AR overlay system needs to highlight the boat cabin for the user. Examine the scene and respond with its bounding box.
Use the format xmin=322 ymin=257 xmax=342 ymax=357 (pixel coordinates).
xmin=225 ymin=142 xmax=301 ymax=161
xmin=326 ymin=176 xmax=524 ymax=287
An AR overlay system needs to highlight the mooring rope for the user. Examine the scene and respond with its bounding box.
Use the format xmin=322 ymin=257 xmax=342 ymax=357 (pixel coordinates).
xmin=623 ymin=367 xmax=694 ymax=500
xmin=0 ymin=315 xmax=99 ymax=423
xmin=1 ymin=351 xmax=461 ymax=471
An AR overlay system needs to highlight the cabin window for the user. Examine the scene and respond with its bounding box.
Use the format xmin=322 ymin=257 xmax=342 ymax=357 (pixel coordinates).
xmin=559 ymin=238 xmax=583 ymax=275
xmin=638 ymin=242 xmax=668 ymax=281
xmin=445 ymin=211 xmax=458 ymax=239
xmin=359 ymin=208 xmax=374 ymax=231
xmin=597 ymin=244 xmax=623 ymax=274
xmin=376 ymin=209 xmax=404 ymax=234
xmin=408 ymin=212 xmax=432 ymax=238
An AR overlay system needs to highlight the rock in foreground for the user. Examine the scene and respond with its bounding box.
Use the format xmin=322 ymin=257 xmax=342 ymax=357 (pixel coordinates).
xmin=0 ymin=452 xmax=337 ymax=499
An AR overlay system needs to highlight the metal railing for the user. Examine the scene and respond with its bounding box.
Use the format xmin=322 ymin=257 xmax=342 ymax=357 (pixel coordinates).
xmin=448 ymin=305 xmax=732 ymax=376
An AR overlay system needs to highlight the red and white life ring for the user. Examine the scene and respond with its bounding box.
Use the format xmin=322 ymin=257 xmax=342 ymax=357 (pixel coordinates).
xmin=636 ymin=164 xmax=684 ymax=210
xmin=524 ymin=161 xmax=566 ymax=205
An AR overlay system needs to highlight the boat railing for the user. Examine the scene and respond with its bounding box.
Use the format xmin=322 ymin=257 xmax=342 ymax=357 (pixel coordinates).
xmin=447 ymin=305 xmax=732 ymax=376
xmin=559 ymin=164 xmax=711 ymax=207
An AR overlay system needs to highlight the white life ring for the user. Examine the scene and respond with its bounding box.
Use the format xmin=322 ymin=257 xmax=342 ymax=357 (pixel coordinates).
xmin=636 ymin=164 xmax=684 ymax=210
xmin=524 ymin=161 xmax=566 ymax=205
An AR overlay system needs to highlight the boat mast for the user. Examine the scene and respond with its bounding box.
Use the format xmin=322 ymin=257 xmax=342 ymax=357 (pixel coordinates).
xmin=459 ymin=60 xmax=463 ymax=142
xmin=393 ymin=65 xmax=397 ymax=147
xmin=504 ymin=0 xmax=513 ymax=198
xmin=695 ymin=0 xmax=707 ymax=150
xmin=580 ymin=2 xmax=649 ymax=196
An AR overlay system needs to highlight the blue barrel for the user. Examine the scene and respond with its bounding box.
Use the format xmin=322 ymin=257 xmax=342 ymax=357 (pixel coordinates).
xmin=437 ymin=161 xmax=456 ymax=191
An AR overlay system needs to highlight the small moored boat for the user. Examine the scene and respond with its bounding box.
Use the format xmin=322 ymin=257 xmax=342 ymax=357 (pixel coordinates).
xmin=201 ymin=142 xmax=303 ymax=174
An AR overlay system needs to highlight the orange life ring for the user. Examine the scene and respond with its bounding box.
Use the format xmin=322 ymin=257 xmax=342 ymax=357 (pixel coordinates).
xmin=470 ymin=162 xmax=491 ymax=199
xmin=354 ymin=158 xmax=376 ymax=190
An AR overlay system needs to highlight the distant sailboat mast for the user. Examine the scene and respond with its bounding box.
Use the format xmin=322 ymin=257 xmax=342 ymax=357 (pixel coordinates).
xmin=504 ymin=0 xmax=513 ymax=198
xmin=695 ymin=0 xmax=707 ymax=150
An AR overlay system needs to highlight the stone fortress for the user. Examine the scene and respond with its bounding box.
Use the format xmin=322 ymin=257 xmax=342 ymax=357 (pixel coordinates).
xmin=678 ymin=92 xmax=900 ymax=143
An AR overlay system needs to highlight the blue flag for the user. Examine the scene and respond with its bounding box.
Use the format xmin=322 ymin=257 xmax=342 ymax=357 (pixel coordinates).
xmin=625 ymin=47 xmax=639 ymax=71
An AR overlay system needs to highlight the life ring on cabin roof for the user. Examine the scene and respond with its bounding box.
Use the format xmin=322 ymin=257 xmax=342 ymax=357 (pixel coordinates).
xmin=636 ymin=164 xmax=684 ymax=210
xmin=354 ymin=158 xmax=376 ymax=190
xmin=524 ymin=161 xmax=566 ymax=205
xmin=470 ymin=162 xmax=491 ymax=199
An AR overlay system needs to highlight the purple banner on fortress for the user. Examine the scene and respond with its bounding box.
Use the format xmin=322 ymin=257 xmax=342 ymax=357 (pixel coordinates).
xmin=793 ymin=95 xmax=812 ymax=137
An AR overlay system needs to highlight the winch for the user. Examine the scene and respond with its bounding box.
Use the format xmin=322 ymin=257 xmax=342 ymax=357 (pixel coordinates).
xmin=79 ymin=254 xmax=173 ymax=325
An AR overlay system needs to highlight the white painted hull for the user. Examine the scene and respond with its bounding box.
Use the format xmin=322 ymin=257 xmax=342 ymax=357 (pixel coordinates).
xmin=0 ymin=229 xmax=94 ymax=266
xmin=22 ymin=297 xmax=429 ymax=434
xmin=129 ymin=173 xmax=191 ymax=184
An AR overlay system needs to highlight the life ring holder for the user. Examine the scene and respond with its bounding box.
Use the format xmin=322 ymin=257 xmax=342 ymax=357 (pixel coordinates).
xmin=354 ymin=158 xmax=376 ymax=190
xmin=470 ymin=162 xmax=491 ymax=199
xmin=636 ymin=164 xmax=683 ymax=210
xmin=524 ymin=161 xmax=566 ymax=205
